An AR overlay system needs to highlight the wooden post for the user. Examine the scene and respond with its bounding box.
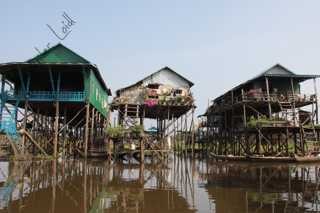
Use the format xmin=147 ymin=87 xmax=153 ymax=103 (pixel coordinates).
xmin=139 ymin=162 xmax=144 ymax=185
xmin=231 ymin=90 xmax=235 ymax=155
xmin=191 ymin=107 xmax=195 ymax=156
xmin=51 ymin=160 xmax=57 ymax=213
xmin=53 ymin=101 xmax=59 ymax=158
xmin=286 ymin=127 xmax=289 ymax=155
xmin=140 ymin=137 xmax=144 ymax=163
xmin=22 ymin=100 xmax=28 ymax=155
xmin=63 ymin=108 xmax=67 ymax=158
xmin=265 ymin=77 xmax=272 ymax=119
xmin=90 ymin=108 xmax=95 ymax=146
xmin=241 ymin=89 xmax=247 ymax=127
xmin=84 ymin=103 xmax=90 ymax=158
xmin=184 ymin=113 xmax=188 ymax=156
xmin=290 ymin=78 xmax=296 ymax=126
xmin=83 ymin=160 xmax=87 ymax=213
xmin=314 ymin=78 xmax=319 ymax=124
xmin=180 ymin=115 xmax=183 ymax=154
xmin=107 ymin=138 xmax=112 ymax=161
xmin=258 ymin=129 xmax=262 ymax=155
xmin=0 ymin=75 xmax=5 ymax=123
xmin=294 ymin=132 xmax=297 ymax=154
xmin=173 ymin=114 xmax=176 ymax=151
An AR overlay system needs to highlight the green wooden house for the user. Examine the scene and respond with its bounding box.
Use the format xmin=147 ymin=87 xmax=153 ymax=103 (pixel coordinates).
xmin=0 ymin=43 xmax=111 ymax=157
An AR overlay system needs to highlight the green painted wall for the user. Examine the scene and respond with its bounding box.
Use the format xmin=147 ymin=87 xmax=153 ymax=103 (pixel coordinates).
xmin=84 ymin=70 xmax=109 ymax=117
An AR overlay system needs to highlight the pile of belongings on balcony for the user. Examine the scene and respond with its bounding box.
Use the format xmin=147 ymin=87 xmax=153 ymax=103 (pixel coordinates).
xmin=144 ymin=83 xmax=193 ymax=107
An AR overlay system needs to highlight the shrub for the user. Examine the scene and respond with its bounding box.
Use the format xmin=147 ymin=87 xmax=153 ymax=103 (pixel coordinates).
xmin=106 ymin=126 xmax=125 ymax=139
xmin=130 ymin=124 xmax=144 ymax=139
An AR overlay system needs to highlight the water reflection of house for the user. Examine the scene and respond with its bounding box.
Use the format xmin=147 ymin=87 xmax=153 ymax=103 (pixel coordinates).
xmin=100 ymin=165 xmax=196 ymax=213
xmin=207 ymin=187 xmax=247 ymax=213
xmin=204 ymin=164 xmax=319 ymax=213
xmin=104 ymin=187 xmax=195 ymax=213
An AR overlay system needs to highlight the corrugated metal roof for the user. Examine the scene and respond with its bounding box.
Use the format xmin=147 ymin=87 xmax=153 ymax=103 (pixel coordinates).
xmin=116 ymin=66 xmax=194 ymax=95
xmin=27 ymin=43 xmax=90 ymax=64
xmin=0 ymin=44 xmax=111 ymax=96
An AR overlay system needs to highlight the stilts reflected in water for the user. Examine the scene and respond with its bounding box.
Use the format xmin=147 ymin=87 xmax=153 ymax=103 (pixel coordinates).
xmin=0 ymin=156 xmax=318 ymax=212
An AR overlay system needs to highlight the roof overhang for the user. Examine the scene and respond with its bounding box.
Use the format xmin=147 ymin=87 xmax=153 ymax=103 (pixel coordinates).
xmin=0 ymin=62 xmax=112 ymax=96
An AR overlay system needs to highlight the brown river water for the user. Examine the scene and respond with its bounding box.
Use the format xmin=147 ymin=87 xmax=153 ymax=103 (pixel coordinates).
xmin=0 ymin=155 xmax=318 ymax=213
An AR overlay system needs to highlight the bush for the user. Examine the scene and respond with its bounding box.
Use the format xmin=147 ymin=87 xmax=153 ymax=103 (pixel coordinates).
xmin=130 ymin=124 xmax=144 ymax=139
xmin=106 ymin=126 xmax=125 ymax=139
xmin=247 ymin=115 xmax=286 ymax=128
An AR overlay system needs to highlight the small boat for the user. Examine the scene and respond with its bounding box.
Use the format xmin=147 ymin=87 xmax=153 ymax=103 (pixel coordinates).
xmin=210 ymin=153 xmax=320 ymax=163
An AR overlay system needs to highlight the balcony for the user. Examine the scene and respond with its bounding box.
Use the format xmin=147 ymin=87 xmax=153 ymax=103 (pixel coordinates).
xmin=241 ymin=93 xmax=316 ymax=104
xmin=219 ymin=92 xmax=316 ymax=106
xmin=4 ymin=91 xmax=86 ymax=102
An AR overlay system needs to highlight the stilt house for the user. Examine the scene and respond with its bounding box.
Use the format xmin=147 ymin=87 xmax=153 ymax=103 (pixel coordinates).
xmin=0 ymin=43 xmax=111 ymax=158
xmin=112 ymin=66 xmax=194 ymax=123
xmin=205 ymin=64 xmax=320 ymax=158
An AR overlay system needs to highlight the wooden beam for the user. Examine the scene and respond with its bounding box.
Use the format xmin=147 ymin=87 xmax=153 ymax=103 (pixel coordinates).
xmin=63 ymin=108 xmax=67 ymax=158
xmin=0 ymin=75 xmax=5 ymax=124
xmin=48 ymin=66 xmax=55 ymax=92
xmin=314 ymin=78 xmax=319 ymax=124
xmin=241 ymin=89 xmax=247 ymax=127
xmin=53 ymin=101 xmax=59 ymax=158
xmin=265 ymin=77 xmax=272 ymax=119
xmin=140 ymin=137 xmax=144 ymax=163
xmin=84 ymin=103 xmax=90 ymax=158
xmin=17 ymin=65 xmax=26 ymax=93
xmin=20 ymin=129 xmax=48 ymax=156
xmin=190 ymin=107 xmax=195 ymax=155
xmin=290 ymin=78 xmax=296 ymax=126
xmin=22 ymin=99 xmax=28 ymax=155
xmin=90 ymin=108 xmax=95 ymax=146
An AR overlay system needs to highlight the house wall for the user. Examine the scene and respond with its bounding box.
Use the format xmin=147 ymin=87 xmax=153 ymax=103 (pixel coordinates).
xmin=251 ymin=78 xmax=300 ymax=94
xmin=116 ymin=69 xmax=192 ymax=105
xmin=117 ymin=84 xmax=145 ymax=104
xmin=84 ymin=69 xmax=109 ymax=117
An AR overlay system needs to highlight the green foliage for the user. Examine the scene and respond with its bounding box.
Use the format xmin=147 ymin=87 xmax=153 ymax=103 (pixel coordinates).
xmin=176 ymin=96 xmax=183 ymax=104
xmin=247 ymin=115 xmax=285 ymax=128
xmin=106 ymin=126 xmax=125 ymax=139
xmin=303 ymin=124 xmax=320 ymax=129
xmin=130 ymin=124 xmax=144 ymax=138
xmin=247 ymin=116 xmax=265 ymax=128
xmin=158 ymin=96 xmax=166 ymax=105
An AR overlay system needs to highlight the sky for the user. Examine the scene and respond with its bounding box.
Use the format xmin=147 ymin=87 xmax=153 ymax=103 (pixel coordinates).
xmin=1 ymin=0 xmax=320 ymax=115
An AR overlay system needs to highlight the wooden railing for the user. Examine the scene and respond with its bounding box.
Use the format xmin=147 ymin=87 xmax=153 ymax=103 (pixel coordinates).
xmin=5 ymin=91 xmax=85 ymax=102
xmin=220 ymin=93 xmax=316 ymax=106
xmin=242 ymin=93 xmax=316 ymax=103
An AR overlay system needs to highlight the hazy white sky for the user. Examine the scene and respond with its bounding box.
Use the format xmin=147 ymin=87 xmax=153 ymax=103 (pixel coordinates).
xmin=1 ymin=0 xmax=320 ymax=114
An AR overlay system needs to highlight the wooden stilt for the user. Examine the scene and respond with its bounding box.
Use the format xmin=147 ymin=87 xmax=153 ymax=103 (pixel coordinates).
xmin=63 ymin=108 xmax=67 ymax=158
xmin=84 ymin=103 xmax=90 ymax=158
xmin=291 ymin=78 xmax=296 ymax=126
xmin=22 ymin=99 xmax=28 ymax=155
xmin=241 ymin=89 xmax=247 ymax=127
xmin=191 ymin=107 xmax=195 ymax=156
xmin=53 ymin=101 xmax=59 ymax=158
xmin=314 ymin=78 xmax=319 ymax=124
xmin=90 ymin=108 xmax=95 ymax=146
xmin=265 ymin=77 xmax=272 ymax=119
xmin=140 ymin=137 xmax=144 ymax=163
